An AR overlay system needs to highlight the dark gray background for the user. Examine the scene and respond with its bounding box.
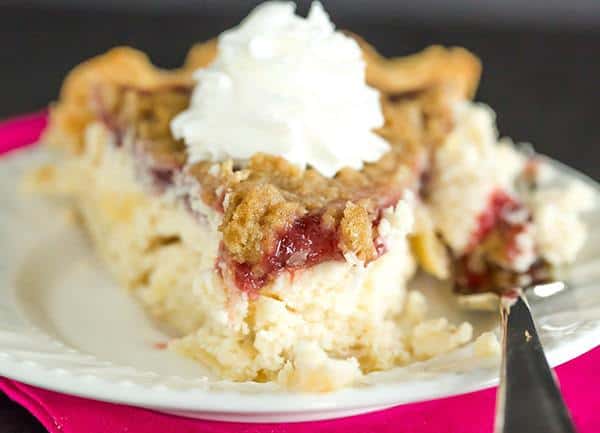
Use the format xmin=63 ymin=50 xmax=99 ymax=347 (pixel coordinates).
xmin=0 ymin=1 xmax=599 ymax=431
xmin=8 ymin=0 xmax=600 ymax=28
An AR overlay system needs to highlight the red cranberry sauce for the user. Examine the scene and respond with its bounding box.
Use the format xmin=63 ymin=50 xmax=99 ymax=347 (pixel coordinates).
xmin=228 ymin=213 xmax=344 ymax=293
xmin=153 ymin=341 xmax=168 ymax=350
xmin=226 ymin=203 xmax=409 ymax=294
xmin=268 ymin=214 xmax=343 ymax=270
xmin=92 ymin=85 xmax=190 ymax=192
xmin=456 ymin=189 xmax=540 ymax=293
xmin=467 ymin=190 xmax=523 ymax=251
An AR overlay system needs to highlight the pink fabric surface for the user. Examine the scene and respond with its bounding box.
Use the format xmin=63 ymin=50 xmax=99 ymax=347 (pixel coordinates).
xmin=0 ymin=111 xmax=47 ymax=152
xmin=0 ymin=113 xmax=599 ymax=433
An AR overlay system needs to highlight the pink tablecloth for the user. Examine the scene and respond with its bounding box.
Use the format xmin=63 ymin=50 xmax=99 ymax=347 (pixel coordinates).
xmin=1 ymin=113 xmax=599 ymax=433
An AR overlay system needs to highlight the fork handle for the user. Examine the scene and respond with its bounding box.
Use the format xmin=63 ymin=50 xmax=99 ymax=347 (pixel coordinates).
xmin=495 ymin=289 xmax=577 ymax=433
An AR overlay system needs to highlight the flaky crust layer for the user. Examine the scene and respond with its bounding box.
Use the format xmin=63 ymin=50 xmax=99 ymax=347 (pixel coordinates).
xmin=46 ymin=35 xmax=480 ymax=153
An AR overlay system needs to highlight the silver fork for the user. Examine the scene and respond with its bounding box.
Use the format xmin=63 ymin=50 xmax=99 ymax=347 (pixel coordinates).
xmin=494 ymin=286 xmax=577 ymax=433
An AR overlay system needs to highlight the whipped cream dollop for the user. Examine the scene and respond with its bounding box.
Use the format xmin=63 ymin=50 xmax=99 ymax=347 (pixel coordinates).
xmin=171 ymin=1 xmax=389 ymax=177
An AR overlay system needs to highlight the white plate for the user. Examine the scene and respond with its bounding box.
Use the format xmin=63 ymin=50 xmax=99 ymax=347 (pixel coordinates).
xmin=1 ymin=148 xmax=599 ymax=423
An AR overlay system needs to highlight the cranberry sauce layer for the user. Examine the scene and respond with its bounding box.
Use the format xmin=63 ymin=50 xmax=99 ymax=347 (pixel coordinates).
xmin=221 ymin=199 xmax=409 ymax=294
xmin=224 ymin=213 xmax=344 ymax=293
xmin=466 ymin=190 xmax=524 ymax=252
xmin=454 ymin=189 xmax=549 ymax=294
xmin=93 ymin=84 xmax=191 ymax=192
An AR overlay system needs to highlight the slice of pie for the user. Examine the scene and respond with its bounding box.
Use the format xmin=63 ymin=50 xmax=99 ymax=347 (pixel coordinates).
xmin=30 ymin=2 xmax=592 ymax=390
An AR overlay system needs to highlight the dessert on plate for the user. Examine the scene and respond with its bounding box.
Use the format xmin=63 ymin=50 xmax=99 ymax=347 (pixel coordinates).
xmin=30 ymin=1 xmax=593 ymax=390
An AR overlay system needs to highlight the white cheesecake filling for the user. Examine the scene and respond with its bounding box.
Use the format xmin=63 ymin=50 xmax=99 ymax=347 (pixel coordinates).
xmin=429 ymin=101 xmax=526 ymax=255
xmin=36 ymin=122 xmax=481 ymax=390
xmin=428 ymin=100 xmax=592 ymax=270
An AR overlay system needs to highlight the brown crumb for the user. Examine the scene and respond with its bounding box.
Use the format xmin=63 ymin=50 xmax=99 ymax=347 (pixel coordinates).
xmin=339 ymin=201 xmax=377 ymax=262
xmin=23 ymin=164 xmax=56 ymax=191
xmin=62 ymin=207 xmax=82 ymax=226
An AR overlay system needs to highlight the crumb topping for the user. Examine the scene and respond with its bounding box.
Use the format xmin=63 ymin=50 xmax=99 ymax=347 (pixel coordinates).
xmin=94 ymin=84 xmax=190 ymax=168
xmin=44 ymin=36 xmax=481 ymax=284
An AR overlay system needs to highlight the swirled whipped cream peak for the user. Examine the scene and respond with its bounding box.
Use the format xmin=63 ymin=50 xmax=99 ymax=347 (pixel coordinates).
xmin=171 ymin=1 xmax=389 ymax=177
